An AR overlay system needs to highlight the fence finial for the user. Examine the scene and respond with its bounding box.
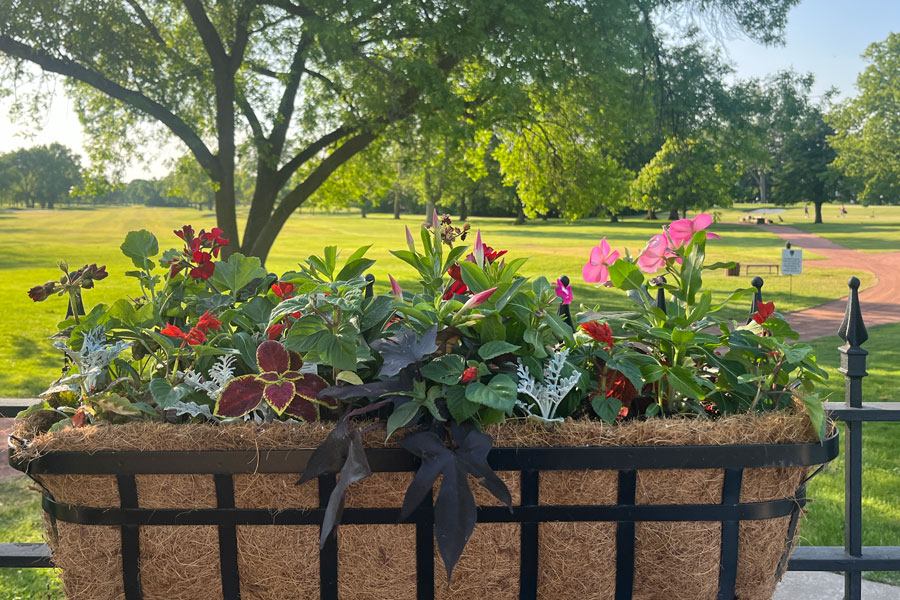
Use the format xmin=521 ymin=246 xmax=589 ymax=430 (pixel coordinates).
xmin=838 ymin=276 xmax=868 ymax=347
xmin=364 ymin=274 xmax=375 ymax=299
xmin=655 ymin=276 xmax=667 ymax=314
xmin=747 ymin=277 xmax=764 ymax=323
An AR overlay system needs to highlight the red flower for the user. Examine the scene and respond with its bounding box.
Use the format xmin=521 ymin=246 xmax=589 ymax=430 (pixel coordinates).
xmin=266 ymin=322 xmax=289 ymax=340
xmin=752 ymin=301 xmax=776 ymax=325
xmin=201 ymin=227 xmax=230 ymax=250
xmin=442 ymin=264 xmax=469 ymax=300
xmin=483 ymin=245 xmax=507 ymax=263
xmin=271 ymin=282 xmax=296 ymax=299
xmin=605 ymin=371 xmax=637 ymax=404
xmin=174 ymin=225 xmax=194 ymax=242
xmin=196 ymin=311 xmax=222 ymax=333
xmin=460 ymin=366 xmax=479 ymax=383
xmin=71 ymin=407 xmax=87 ymax=428
xmin=161 ymin=323 xmax=186 ymax=339
xmin=582 ymin=321 xmax=614 ymax=348
xmin=190 ymin=261 xmax=215 ymax=281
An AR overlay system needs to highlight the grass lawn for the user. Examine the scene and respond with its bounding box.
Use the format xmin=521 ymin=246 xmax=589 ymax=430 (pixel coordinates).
xmin=717 ymin=203 xmax=900 ymax=254
xmin=0 ymin=206 xmax=879 ymax=397
xmin=802 ymin=322 xmax=900 ymax=586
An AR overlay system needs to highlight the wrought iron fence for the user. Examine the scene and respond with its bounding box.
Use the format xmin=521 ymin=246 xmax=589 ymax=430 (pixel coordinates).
xmin=2 ymin=277 xmax=899 ymax=600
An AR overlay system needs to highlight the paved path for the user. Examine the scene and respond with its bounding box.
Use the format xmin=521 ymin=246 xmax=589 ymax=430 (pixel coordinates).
xmin=775 ymin=571 xmax=900 ymax=599
xmin=753 ymin=224 xmax=900 ymax=341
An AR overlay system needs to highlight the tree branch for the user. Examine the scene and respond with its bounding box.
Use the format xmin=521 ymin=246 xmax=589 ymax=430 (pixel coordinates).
xmin=0 ymin=34 xmax=218 ymax=178
xmin=274 ymin=125 xmax=356 ymax=189
xmin=267 ymin=31 xmax=313 ymax=161
xmin=182 ymin=0 xmax=229 ymax=72
xmin=124 ymin=0 xmax=166 ymax=46
xmin=236 ymin=93 xmax=266 ymax=147
xmin=260 ymin=0 xmax=319 ymax=19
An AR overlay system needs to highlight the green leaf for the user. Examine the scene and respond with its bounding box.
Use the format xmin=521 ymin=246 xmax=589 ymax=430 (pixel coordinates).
xmin=671 ymin=329 xmax=695 ymax=345
xmin=232 ymin=332 xmax=259 ymax=373
xmin=544 ymin=313 xmax=574 ymax=345
xmin=478 ymin=341 xmax=520 ymax=360
xmin=608 ymin=261 xmax=644 ymax=291
xmin=666 ymin=366 xmax=706 ymax=400
xmin=209 ymin=253 xmax=267 ymax=297
xmin=360 ymin=295 xmax=394 ymax=333
xmin=605 ymin=358 xmax=645 ymax=393
xmin=799 ymin=393 xmax=827 ymax=441
xmin=336 ymin=371 xmax=364 ymax=386
xmin=457 ymin=260 xmax=491 ymax=293
xmin=446 ymin=386 xmax=480 ymax=423
xmin=465 ymin=374 xmax=517 ymax=413
xmin=335 ymin=258 xmax=376 ymax=282
xmin=120 ymin=229 xmax=159 ymax=270
xmin=478 ymin=313 xmax=506 ymax=343
xmin=386 ymin=401 xmax=421 ymax=440
xmin=148 ymin=378 xmax=189 ymax=409
xmin=317 ymin=333 xmax=358 ymax=371
xmin=420 ymin=354 xmax=467 ymax=384
xmin=591 ymin=395 xmax=622 ymax=424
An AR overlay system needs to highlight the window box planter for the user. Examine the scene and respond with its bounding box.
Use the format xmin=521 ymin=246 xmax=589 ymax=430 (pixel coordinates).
xmin=10 ymin=415 xmax=837 ymax=600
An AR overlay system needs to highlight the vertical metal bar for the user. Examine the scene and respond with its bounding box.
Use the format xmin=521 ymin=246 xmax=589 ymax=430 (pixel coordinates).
xmin=654 ymin=276 xmax=667 ymax=315
xmin=716 ymin=468 xmax=743 ymax=600
xmin=519 ymin=470 xmax=540 ymax=600
xmin=415 ymin=491 xmax=435 ymax=600
xmin=615 ymin=470 xmax=636 ymax=600
xmin=838 ymin=277 xmax=868 ymax=600
xmin=319 ymin=475 xmax=339 ymax=600
xmin=214 ymin=474 xmax=242 ymax=600
xmin=747 ymin=277 xmax=764 ymax=325
xmin=116 ymin=474 xmax=143 ymax=600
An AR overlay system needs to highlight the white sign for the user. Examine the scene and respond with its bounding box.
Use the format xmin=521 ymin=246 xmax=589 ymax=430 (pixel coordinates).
xmin=781 ymin=249 xmax=803 ymax=275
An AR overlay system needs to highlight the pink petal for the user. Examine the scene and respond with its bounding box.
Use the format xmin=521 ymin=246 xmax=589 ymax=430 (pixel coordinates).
xmin=256 ymin=340 xmax=290 ymax=373
xmin=389 ymin=274 xmax=403 ymax=297
xmin=706 ymin=232 xmax=722 ymax=240
xmin=667 ymin=220 xmax=693 ymax=246
xmin=264 ymin=381 xmax=296 ymax=413
xmin=405 ymin=226 xmax=415 ymax=248
xmin=583 ymin=261 xmax=606 ymax=284
xmin=637 ymin=252 xmax=664 ymax=274
xmin=588 ymin=244 xmax=604 ymax=266
xmin=214 ymin=376 xmax=264 ymax=417
xmin=599 ymin=237 xmax=611 ymax=259
xmin=607 ymin=250 xmax=620 ymax=264
xmin=692 ymin=213 xmax=713 ymax=230
xmin=460 ymin=286 xmax=497 ymax=311
xmin=474 ymin=230 xmax=485 ymax=266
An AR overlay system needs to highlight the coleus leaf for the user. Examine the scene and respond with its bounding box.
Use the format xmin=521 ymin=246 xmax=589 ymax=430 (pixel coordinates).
xmin=264 ymin=381 xmax=296 ymax=413
xmin=257 ymin=340 xmax=290 ymax=372
xmin=399 ymin=426 xmax=511 ymax=580
xmin=214 ymin=375 xmax=264 ymax=417
xmin=283 ymin=397 xmax=318 ymax=421
xmin=371 ymin=325 xmax=438 ymax=377
xmin=294 ymin=374 xmax=332 ymax=406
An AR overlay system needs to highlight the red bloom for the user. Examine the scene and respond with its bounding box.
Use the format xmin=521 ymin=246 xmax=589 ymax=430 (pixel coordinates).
xmin=174 ymin=225 xmax=194 ymax=242
xmin=195 ymin=311 xmax=222 ymax=333
xmin=483 ymin=245 xmax=507 ymax=263
xmin=71 ymin=407 xmax=87 ymax=428
xmin=161 ymin=323 xmax=187 ymax=339
xmin=190 ymin=261 xmax=215 ymax=281
xmin=271 ymin=282 xmax=296 ymax=299
xmin=582 ymin=321 xmax=614 ymax=348
xmin=185 ymin=328 xmax=207 ymax=345
xmin=201 ymin=227 xmax=230 ymax=250
xmin=752 ymin=301 xmax=776 ymax=325
xmin=266 ymin=322 xmax=289 ymax=340
xmin=605 ymin=371 xmax=637 ymax=404
xmin=442 ymin=264 xmax=469 ymax=300
xmin=290 ymin=311 xmax=302 ymax=319
xmin=460 ymin=366 xmax=479 ymax=383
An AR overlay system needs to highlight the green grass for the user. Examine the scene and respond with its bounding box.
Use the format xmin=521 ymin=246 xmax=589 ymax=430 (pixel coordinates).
xmin=0 ymin=206 xmax=880 ymax=397
xmin=0 ymin=476 xmax=63 ymax=600
xmin=802 ymin=322 xmax=900 ymax=586
xmin=716 ymin=202 xmax=900 ymax=253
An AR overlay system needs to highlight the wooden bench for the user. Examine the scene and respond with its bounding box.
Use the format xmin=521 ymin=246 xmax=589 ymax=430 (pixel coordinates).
xmin=744 ymin=263 xmax=780 ymax=275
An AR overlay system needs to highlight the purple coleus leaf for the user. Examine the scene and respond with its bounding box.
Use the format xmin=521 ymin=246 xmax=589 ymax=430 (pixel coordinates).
xmin=264 ymin=381 xmax=296 ymax=413
xmin=215 ymin=340 xmax=330 ymax=420
xmin=257 ymin=340 xmax=290 ymax=372
xmin=215 ymin=375 xmax=265 ymax=417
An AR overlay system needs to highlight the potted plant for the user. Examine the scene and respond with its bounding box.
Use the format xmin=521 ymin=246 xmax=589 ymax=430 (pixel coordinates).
xmin=11 ymin=214 xmax=836 ymax=600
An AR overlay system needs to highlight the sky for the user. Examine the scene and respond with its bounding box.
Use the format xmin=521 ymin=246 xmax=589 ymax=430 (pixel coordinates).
xmin=0 ymin=0 xmax=897 ymax=181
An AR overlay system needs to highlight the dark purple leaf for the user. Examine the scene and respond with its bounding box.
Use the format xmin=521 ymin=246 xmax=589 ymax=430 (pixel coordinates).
xmin=264 ymin=381 xmax=295 ymax=412
xmin=319 ymin=372 xmax=414 ymax=401
xmin=371 ymin=325 xmax=438 ymax=377
xmin=297 ymin=420 xmax=351 ymax=485
xmin=398 ymin=431 xmax=453 ymax=521
xmin=453 ymin=424 xmax=512 ymax=507
xmin=214 ymin=375 xmax=264 ymax=417
xmin=282 ymin=370 xmax=303 ymax=380
xmin=288 ymin=349 xmax=303 ymax=370
xmin=257 ymin=340 xmax=290 ymax=372
xmin=434 ymin=461 xmax=476 ymax=581
xmin=319 ymin=428 xmax=372 ymax=548
xmin=258 ymin=372 xmax=280 ymax=382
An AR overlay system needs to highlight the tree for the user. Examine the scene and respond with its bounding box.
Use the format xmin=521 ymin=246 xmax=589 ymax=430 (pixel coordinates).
xmin=0 ymin=1 xmax=798 ymax=261
xmin=629 ymin=137 xmax=735 ymax=219
xmin=828 ymin=33 xmax=900 ymax=206
xmin=0 ymin=143 xmax=82 ymax=208
xmin=771 ymin=111 xmax=844 ymax=223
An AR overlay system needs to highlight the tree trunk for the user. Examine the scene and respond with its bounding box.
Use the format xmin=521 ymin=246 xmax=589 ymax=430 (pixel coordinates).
xmin=668 ymin=208 xmax=679 ymax=220
xmin=459 ymin=195 xmax=468 ymax=221
xmin=609 ymin=211 xmax=618 ymax=223
xmin=646 ymin=209 xmax=657 ymax=220
xmin=515 ymin=195 xmax=526 ymax=225
xmin=360 ymin=203 xmax=367 ymax=218
xmin=814 ymin=201 xmax=823 ymax=224
xmin=758 ymin=170 xmax=767 ymax=204
xmin=393 ymin=190 xmax=401 ymax=219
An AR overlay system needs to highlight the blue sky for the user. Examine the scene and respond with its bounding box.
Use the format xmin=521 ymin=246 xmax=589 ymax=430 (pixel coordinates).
xmin=0 ymin=1 xmax=897 ymax=179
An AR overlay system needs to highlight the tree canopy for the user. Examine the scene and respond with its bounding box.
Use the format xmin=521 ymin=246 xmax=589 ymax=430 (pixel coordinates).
xmin=0 ymin=143 xmax=82 ymax=208
xmin=0 ymin=0 xmax=799 ymax=261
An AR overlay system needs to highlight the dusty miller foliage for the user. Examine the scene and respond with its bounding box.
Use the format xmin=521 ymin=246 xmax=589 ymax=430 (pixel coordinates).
xmin=516 ymin=348 xmax=580 ymax=422
xmin=48 ymin=327 xmax=132 ymax=396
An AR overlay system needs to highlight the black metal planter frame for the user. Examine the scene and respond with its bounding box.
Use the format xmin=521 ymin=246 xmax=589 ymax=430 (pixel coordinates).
xmin=11 ymin=433 xmax=838 ymax=600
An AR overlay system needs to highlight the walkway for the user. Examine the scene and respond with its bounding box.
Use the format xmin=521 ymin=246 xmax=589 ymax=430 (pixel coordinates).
xmin=753 ymin=224 xmax=900 ymax=341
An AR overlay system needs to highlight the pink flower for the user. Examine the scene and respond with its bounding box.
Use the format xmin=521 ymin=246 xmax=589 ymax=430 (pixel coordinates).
xmin=554 ymin=279 xmax=573 ymax=305
xmin=582 ymin=237 xmax=620 ymax=284
xmin=473 ymin=230 xmax=485 ymax=267
xmin=389 ymin=274 xmax=403 ymax=298
xmin=405 ymin=226 xmax=416 ymax=251
xmin=460 ymin=287 xmax=497 ymax=312
xmin=636 ymin=234 xmax=676 ymax=273
xmin=667 ymin=214 xmax=721 ymax=247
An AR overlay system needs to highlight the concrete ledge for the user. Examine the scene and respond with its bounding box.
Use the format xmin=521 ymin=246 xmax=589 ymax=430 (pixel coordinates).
xmin=775 ymin=571 xmax=899 ymax=599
